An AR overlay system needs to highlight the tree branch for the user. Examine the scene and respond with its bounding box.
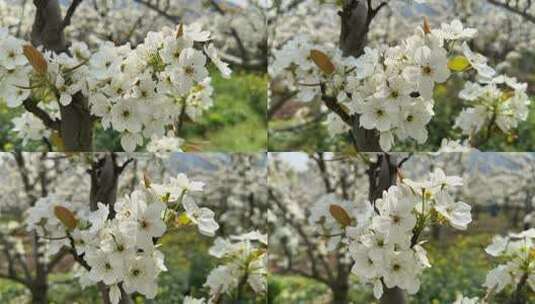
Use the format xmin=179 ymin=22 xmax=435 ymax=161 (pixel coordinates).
xmin=321 ymin=86 xmax=352 ymax=125
xmin=61 ymin=0 xmax=83 ymax=29
xmin=268 ymin=189 xmax=335 ymax=283
xmin=23 ymin=99 xmax=61 ymax=132
xmin=487 ymin=0 xmax=535 ymax=23
xmin=133 ymin=0 xmax=180 ymax=22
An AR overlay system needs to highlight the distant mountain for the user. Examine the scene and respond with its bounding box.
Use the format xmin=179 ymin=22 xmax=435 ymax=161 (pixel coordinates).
xmin=165 ymin=153 xmax=226 ymax=174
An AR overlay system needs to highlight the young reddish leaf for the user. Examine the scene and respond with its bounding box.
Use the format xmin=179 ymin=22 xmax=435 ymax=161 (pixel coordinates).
xmin=310 ymin=49 xmax=335 ymax=75
xmin=143 ymin=172 xmax=152 ymax=188
xmin=176 ymin=24 xmax=184 ymax=38
xmin=329 ymin=204 xmax=352 ymax=227
xmin=22 ymin=45 xmax=47 ymax=74
xmin=54 ymin=206 xmax=77 ymax=231
xmin=423 ymin=17 xmax=432 ymax=34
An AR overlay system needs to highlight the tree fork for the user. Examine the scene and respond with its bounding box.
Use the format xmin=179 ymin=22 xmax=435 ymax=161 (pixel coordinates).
xmin=31 ymin=0 xmax=94 ymax=151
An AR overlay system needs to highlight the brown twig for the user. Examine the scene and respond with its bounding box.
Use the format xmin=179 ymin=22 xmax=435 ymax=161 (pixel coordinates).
xmin=61 ymin=0 xmax=83 ymax=29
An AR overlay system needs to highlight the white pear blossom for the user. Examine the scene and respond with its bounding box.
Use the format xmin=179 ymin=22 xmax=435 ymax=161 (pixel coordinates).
xmin=0 ymin=24 xmax=231 ymax=152
xmin=271 ymin=17 xmax=531 ymax=151
xmin=23 ymin=173 xmax=218 ymax=301
xmin=314 ymin=167 xmax=469 ymax=298
xmin=182 ymin=196 xmax=219 ymax=237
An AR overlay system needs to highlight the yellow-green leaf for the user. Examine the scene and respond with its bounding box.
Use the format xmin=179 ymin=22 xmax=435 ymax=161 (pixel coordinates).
xmin=175 ymin=213 xmax=191 ymax=227
xmin=54 ymin=206 xmax=77 ymax=231
xmin=50 ymin=132 xmax=64 ymax=152
xmin=310 ymin=49 xmax=335 ymax=75
xmin=22 ymin=45 xmax=48 ymax=74
xmin=329 ymin=204 xmax=351 ymax=227
xmin=501 ymin=90 xmax=515 ymax=102
xmin=448 ymin=56 xmax=471 ymax=72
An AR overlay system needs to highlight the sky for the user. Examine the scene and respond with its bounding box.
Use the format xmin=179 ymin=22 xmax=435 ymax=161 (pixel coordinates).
xmin=271 ymin=152 xmax=310 ymax=172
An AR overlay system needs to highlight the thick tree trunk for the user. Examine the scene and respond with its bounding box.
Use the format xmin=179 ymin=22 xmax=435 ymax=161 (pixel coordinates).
xmin=89 ymin=154 xmax=120 ymax=212
xmin=339 ymin=0 xmax=382 ymax=152
xmin=31 ymin=0 xmax=94 ymax=151
xmin=380 ymin=286 xmax=406 ymax=304
xmin=367 ymin=154 xmax=406 ymax=304
xmin=331 ymin=281 xmax=350 ymax=304
xmin=30 ymin=284 xmax=48 ymax=304
xmin=31 ymin=230 xmax=49 ymax=304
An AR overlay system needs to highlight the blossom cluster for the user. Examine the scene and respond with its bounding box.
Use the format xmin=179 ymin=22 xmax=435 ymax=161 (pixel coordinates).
xmin=483 ymin=228 xmax=535 ymax=295
xmin=455 ymin=74 xmax=529 ymax=137
xmin=24 ymin=173 xmax=218 ymax=303
xmin=310 ymin=168 xmax=471 ymax=298
xmin=186 ymin=231 xmax=268 ymax=303
xmin=0 ymin=23 xmax=231 ymax=151
xmin=271 ymin=18 xmax=530 ymax=151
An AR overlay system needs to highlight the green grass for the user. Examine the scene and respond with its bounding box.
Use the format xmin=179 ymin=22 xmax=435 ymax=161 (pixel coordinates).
xmin=182 ymin=69 xmax=267 ymax=152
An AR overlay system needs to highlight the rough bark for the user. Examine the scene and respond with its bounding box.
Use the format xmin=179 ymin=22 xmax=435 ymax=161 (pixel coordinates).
xmin=31 ymin=231 xmax=48 ymax=304
xmin=380 ymin=286 xmax=406 ymax=304
xmin=30 ymin=283 xmax=47 ymax=304
xmin=31 ymin=0 xmax=94 ymax=151
xmin=331 ymin=276 xmax=350 ymax=304
xmin=89 ymin=154 xmax=120 ymax=212
xmin=339 ymin=0 xmax=370 ymax=58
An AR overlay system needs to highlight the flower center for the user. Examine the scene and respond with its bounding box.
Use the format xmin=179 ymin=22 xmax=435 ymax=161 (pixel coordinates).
xmin=185 ymin=66 xmax=194 ymax=76
xmin=422 ymin=66 xmax=432 ymax=75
